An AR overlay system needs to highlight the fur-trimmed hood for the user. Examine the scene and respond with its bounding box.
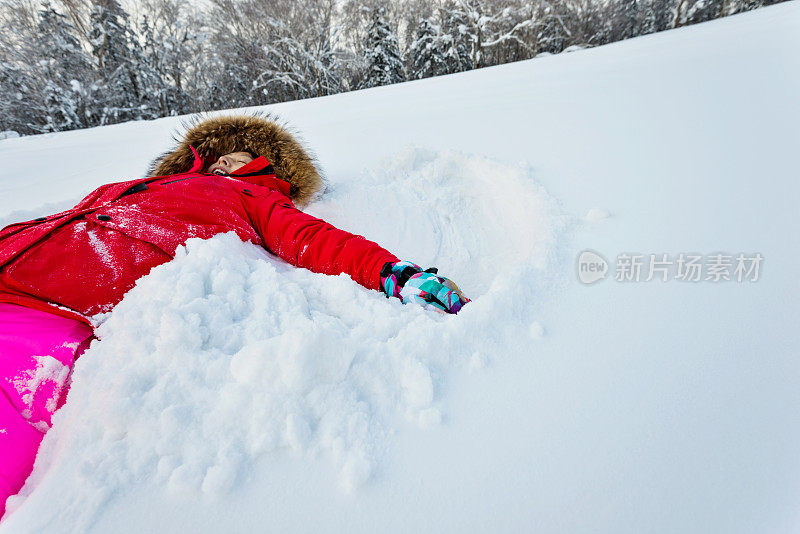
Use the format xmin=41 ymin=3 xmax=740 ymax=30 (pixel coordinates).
xmin=149 ymin=114 xmax=323 ymax=206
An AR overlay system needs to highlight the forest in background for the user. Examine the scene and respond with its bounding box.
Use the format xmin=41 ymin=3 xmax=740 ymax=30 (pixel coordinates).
xmin=0 ymin=0 xmax=785 ymax=135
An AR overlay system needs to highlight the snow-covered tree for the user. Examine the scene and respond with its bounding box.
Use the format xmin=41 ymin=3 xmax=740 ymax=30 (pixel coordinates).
xmin=0 ymin=61 xmax=34 ymax=133
xmin=137 ymin=14 xmax=194 ymax=117
xmin=255 ymin=1 xmax=348 ymax=101
xmin=0 ymin=0 xmax=784 ymax=136
xmin=134 ymin=0 xmax=205 ymax=116
xmin=439 ymin=0 xmax=541 ymax=70
xmin=38 ymin=2 xmax=93 ymax=131
xmin=360 ymin=6 xmax=405 ymax=89
xmin=637 ymin=0 xmax=673 ymax=32
xmin=88 ymin=0 xmax=145 ymax=123
xmin=611 ymin=0 xmax=641 ymax=39
xmin=440 ymin=2 xmax=474 ymax=72
xmin=560 ymin=0 xmax=609 ymax=47
xmin=527 ymin=0 xmax=573 ymax=54
xmin=202 ymin=0 xmax=279 ymax=107
xmin=406 ymin=17 xmax=448 ymax=80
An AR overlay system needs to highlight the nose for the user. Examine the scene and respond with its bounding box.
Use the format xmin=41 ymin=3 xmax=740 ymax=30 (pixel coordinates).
xmin=218 ymin=156 xmax=230 ymax=169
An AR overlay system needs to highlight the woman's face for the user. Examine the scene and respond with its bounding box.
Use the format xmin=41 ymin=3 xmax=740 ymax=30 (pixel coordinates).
xmin=206 ymin=152 xmax=254 ymax=175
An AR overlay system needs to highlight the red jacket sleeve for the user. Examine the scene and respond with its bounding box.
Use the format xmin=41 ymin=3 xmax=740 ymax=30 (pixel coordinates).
xmin=243 ymin=191 xmax=399 ymax=291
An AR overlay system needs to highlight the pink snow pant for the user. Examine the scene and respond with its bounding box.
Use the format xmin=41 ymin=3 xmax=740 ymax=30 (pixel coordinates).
xmin=0 ymin=303 xmax=93 ymax=520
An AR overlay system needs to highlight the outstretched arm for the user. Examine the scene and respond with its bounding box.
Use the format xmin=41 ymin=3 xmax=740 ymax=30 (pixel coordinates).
xmin=244 ymin=190 xmax=398 ymax=291
xmin=244 ymin=190 xmax=469 ymax=313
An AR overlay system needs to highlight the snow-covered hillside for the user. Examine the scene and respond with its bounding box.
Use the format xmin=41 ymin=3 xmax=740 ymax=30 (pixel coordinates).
xmin=1 ymin=2 xmax=798 ymax=532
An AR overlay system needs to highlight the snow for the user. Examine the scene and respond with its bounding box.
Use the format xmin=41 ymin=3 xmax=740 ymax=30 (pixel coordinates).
xmin=3 ymin=146 xmax=563 ymax=527
xmin=1 ymin=3 xmax=799 ymax=532
xmin=583 ymin=207 xmax=611 ymax=223
xmin=85 ymin=226 xmax=119 ymax=275
xmin=10 ymin=355 xmax=71 ymax=428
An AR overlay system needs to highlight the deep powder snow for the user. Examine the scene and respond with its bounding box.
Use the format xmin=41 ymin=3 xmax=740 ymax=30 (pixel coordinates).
xmin=4 ymin=148 xmax=567 ymax=527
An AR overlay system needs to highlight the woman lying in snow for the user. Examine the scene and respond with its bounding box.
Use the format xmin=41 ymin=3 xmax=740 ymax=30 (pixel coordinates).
xmin=0 ymin=114 xmax=469 ymax=518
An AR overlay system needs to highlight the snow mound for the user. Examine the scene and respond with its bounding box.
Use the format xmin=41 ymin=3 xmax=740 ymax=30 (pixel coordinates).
xmin=7 ymin=148 xmax=566 ymax=529
xmin=583 ymin=207 xmax=611 ymax=223
xmin=309 ymin=146 xmax=568 ymax=294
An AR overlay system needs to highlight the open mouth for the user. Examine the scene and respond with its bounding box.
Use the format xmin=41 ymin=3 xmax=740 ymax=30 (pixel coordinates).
xmin=212 ymin=169 xmax=227 ymax=176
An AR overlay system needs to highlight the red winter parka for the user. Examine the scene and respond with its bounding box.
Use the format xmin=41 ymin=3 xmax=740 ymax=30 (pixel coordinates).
xmin=0 ymin=150 xmax=399 ymax=326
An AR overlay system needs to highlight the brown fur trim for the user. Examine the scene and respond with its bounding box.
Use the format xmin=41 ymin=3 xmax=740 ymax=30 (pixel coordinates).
xmin=148 ymin=112 xmax=324 ymax=206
